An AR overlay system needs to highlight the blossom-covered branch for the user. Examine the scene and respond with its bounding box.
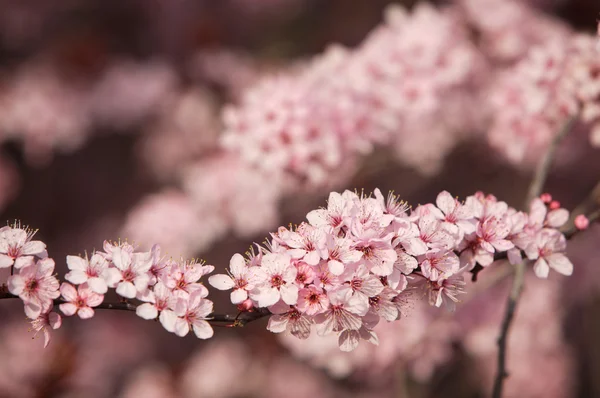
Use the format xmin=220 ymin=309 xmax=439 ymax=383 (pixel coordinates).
xmin=0 ymin=185 xmax=587 ymax=352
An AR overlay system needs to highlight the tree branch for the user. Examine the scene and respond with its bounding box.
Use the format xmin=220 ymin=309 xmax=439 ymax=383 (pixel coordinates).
xmin=491 ymin=260 xmax=527 ymax=398
xmin=494 ymin=116 xmax=576 ymax=398
xmin=0 ymin=292 xmax=270 ymax=327
xmin=524 ymin=115 xmax=577 ymax=205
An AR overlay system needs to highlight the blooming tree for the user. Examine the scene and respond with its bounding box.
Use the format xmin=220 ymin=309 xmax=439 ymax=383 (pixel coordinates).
xmin=0 ymin=1 xmax=599 ymax=398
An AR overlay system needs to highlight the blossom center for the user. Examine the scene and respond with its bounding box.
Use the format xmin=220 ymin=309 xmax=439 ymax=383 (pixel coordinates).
xmin=271 ymin=275 xmax=284 ymax=287
xmin=26 ymin=279 xmax=38 ymax=292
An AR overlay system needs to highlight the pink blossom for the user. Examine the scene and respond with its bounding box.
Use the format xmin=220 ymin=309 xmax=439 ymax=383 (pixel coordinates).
xmin=7 ymin=258 xmax=60 ymax=319
xmin=161 ymin=258 xmax=213 ymax=299
xmin=525 ymin=230 xmax=573 ymax=278
xmin=374 ymin=188 xmax=409 ymax=219
xmin=306 ymin=191 xmax=351 ymax=232
xmin=0 ymin=225 xmax=46 ymax=269
xmin=368 ymin=287 xmax=401 ymax=322
xmin=170 ymin=291 xmax=214 ymax=339
xmin=276 ymin=223 xmax=326 ymax=266
xmin=208 ymin=253 xmax=265 ymax=304
xmin=314 ymin=289 xmax=368 ymax=336
xmin=426 ymin=274 xmax=466 ymax=311
xmin=104 ymin=247 xmax=152 ymax=299
xmin=323 ymin=235 xmax=362 ymax=276
xmin=476 ymin=217 xmax=514 ymax=255
xmin=294 ymin=261 xmax=316 ymax=287
xmin=30 ymin=311 xmax=61 ymax=348
xmin=339 ymin=264 xmax=384 ymax=306
xmin=251 ymin=253 xmax=298 ymax=307
xmin=267 ymin=301 xmax=312 ymax=339
xmin=65 ymin=253 xmax=111 ymax=294
xmin=435 ymin=191 xmax=476 ymax=238
xmin=419 ymin=249 xmax=460 ymax=282
xmin=59 ymin=282 xmax=104 ymax=319
xmin=352 ymin=234 xmax=397 ymax=276
xmin=296 ymin=286 xmax=329 ymax=316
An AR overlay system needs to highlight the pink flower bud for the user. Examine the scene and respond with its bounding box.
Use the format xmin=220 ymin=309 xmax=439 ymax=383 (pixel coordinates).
xmin=237 ymin=299 xmax=254 ymax=312
xmin=540 ymin=193 xmax=552 ymax=203
xmin=574 ymin=214 xmax=590 ymax=230
xmin=549 ymin=200 xmax=561 ymax=210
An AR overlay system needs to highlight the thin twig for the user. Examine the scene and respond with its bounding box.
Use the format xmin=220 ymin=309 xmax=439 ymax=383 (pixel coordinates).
xmin=525 ymin=116 xmax=577 ymax=205
xmin=0 ymin=292 xmax=269 ymax=326
xmin=491 ymin=260 xmax=527 ymax=398
xmin=493 ymin=116 xmax=576 ymax=398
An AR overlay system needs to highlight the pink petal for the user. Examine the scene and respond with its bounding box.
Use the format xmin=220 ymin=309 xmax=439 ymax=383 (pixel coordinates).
xmin=338 ymin=330 xmax=360 ymax=352
xmin=22 ymin=241 xmax=46 ymax=256
xmin=267 ymin=315 xmax=289 ymax=333
xmin=533 ymin=258 xmax=550 ymax=279
xmin=14 ymin=256 xmax=35 ymax=270
xmin=546 ymin=209 xmax=569 ymax=228
xmin=230 ymin=288 xmax=248 ymax=304
xmin=229 ymin=253 xmax=246 ymax=276
xmin=24 ymin=301 xmax=43 ymax=319
xmin=0 ymin=253 xmax=13 ymax=268
xmin=111 ymin=248 xmax=131 ymax=271
xmin=60 ymin=283 xmax=78 ymax=302
xmin=136 ymin=303 xmax=158 ymax=320
xmin=66 ymin=255 xmax=88 ymax=271
xmin=59 ymin=303 xmax=78 ymax=317
xmin=7 ymin=275 xmax=25 ymax=295
xmin=65 ymin=270 xmax=88 ymax=285
xmin=208 ymin=274 xmax=235 ymax=290
xmin=85 ymin=293 xmax=104 ymax=307
xmin=87 ymin=277 xmax=108 ymax=294
xmin=546 ymin=253 xmax=573 ymax=276
xmin=507 ymin=248 xmax=522 ymax=265
xmin=491 ymin=239 xmax=514 ymax=252
xmin=116 ymin=281 xmax=137 ymax=298
xmin=77 ymin=307 xmax=95 ymax=319
xmin=192 ymin=320 xmax=214 ymax=339
xmin=328 ymin=260 xmax=345 ymax=276
xmin=257 ymin=287 xmax=280 ymax=307
xmin=436 ymin=191 xmax=456 ymax=215
xmin=280 ymin=284 xmax=299 ymax=306
xmin=102 ymin=267 xmax=122 ymax=287
xmin=303 ymin=251 xmax=321 ymax=266
xmin=48 ymin=312 xmax=62 ymax=329
xmin=159 ymin=309 xmax=177 ymax=332
xmin=173 ymin=318 xmax=190 ymax=337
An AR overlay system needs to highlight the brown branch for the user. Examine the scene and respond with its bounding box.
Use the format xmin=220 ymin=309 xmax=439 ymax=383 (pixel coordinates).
xmin=0 ymin=292 xmax=270 ymax=327
xmin=491 ymin=260 xmax=527 ymax=398
xmin=494 ymin=116 xmax=576 ymax=398
xmin=524 ymin=115 xmax=577 ymax=205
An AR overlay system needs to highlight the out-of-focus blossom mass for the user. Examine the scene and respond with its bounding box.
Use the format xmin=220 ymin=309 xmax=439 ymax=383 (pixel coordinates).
xmin=0 ymin=0 xmax=600 ymax=397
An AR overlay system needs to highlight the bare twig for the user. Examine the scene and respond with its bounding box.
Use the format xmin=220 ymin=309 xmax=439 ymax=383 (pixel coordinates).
xmin=525 ymin=116 xmax=577 ymax=205
xmin=494 ymin=117 xmax=576 ymax=398
xmin=0 ymin=292 xmax=270 ymax=327
xmin=491 ymin=260 xmax=527 ymax=398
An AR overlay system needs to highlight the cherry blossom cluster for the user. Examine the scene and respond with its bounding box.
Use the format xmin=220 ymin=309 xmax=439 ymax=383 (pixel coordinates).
xmin=488 ymin=31 xmax=600 ymax=163
xmin=221 ymin=4 xmax=485 ymax=185
xmin=0 ymin=224 xmax=215 ymax=347
xmin=210 ymin=189 xmax=574 ymax=351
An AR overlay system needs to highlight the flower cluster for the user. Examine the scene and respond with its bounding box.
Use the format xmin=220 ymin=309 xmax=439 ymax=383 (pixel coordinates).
xmin=0 ymin=224 xmax=216 ymax=346
xmin=220 ymin=4 xmax=485 ymax=186
xmin=488 ymin=32 xmax=600 ymax=163
xmin=210 ymin=188 xmax=573 ymax=351
xmin=65 ymin=242 xmax=216 ymax=340
xmin=0 ymin=224 xmax=60 ymax=346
